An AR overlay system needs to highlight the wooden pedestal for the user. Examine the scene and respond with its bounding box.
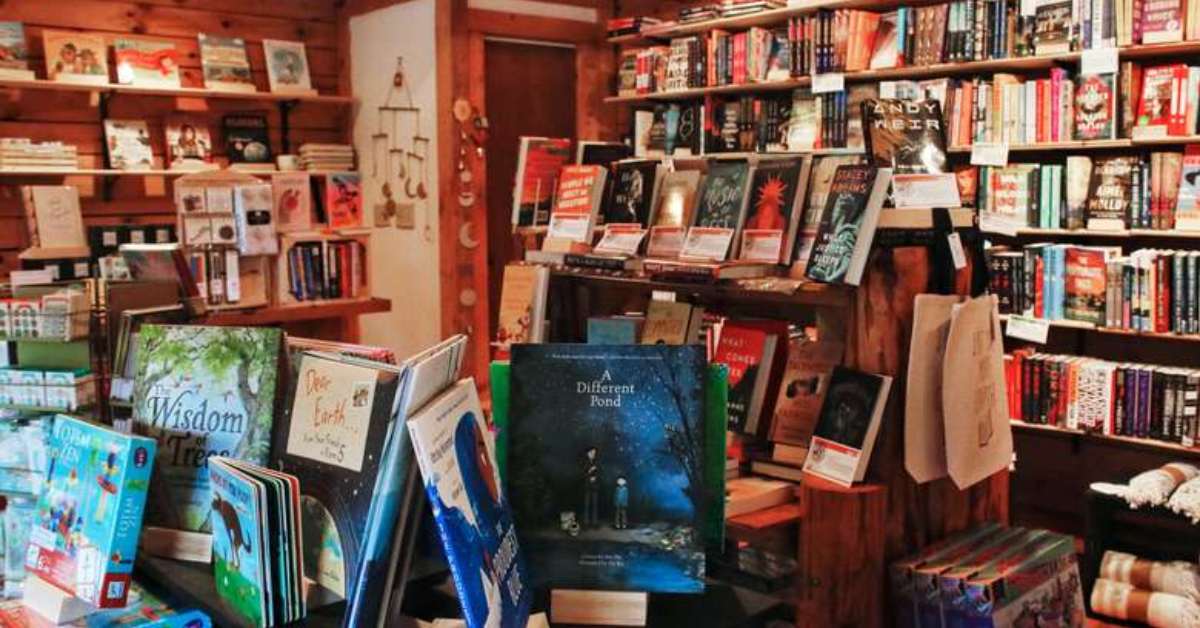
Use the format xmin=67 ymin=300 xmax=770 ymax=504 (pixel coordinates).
xmin=550 ymin=589 xmax=648 ymax=626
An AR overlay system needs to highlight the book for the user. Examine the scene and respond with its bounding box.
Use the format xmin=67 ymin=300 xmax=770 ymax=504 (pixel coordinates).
xmin=641 ymin=300 xmax=704 ymax=345
xmin=495 ymin=264 xmax=549 ymax=353
xmin=0 ymin=23 xmax=30 ymax=73
xmin=233 ymin=184 xmax=279 ymax=256
xmin=769 ymin=337 xmax=845 ymax=447
xmin=1086 ymin=156 xmax=1137 ymax=230
xmin=1064 ymin=247 xmax=1114 ymax=325
xmin=131 ymin=325 xmax=283 ymax=534
xmin=1034 ymin=0 xmax=1073 ymax=54
xmin=104 ymin=120 xmax=154 ymax=171
xmin=25 ymin=415 xmax=156 ymax=608
xmin=652 ymin=170 xmax=702 ymax=229
xmin=263 ymin=40 xmax=313 ymax=94
xmin=512 ymin=137 xmax=572 ymax=227
xmin=325 ymin=172 xmax=363 ymax=229
xmin=1142 ymin=0 xmax=1184 ymax=42
xmin=408 ymin=379 xmax=531 ymax=628
xmin=223 ymin=114 xmax=272 ymax=165
xmin=1136 ymin=65 xmax=1183 ymax=135
xmin=23 ymin=186 xmax=86 ymax=250
xmin=804 ymin=165 xmax=891 ymax=286
xmin=43 ymin=31 xmax=109 ymax=85
xmin=693 ymin=160 xmax=752 ymax=230
xmin=603 ymin=160 xmax=662 ymax=226
xmin=273 ymin=172 xmax=314 ymax=232
xmin=198 ymin=34 xmax=256 ymax=93
xmin=725 ymin=477 xmax=795 ymax=518
xmin=163 ymin=116 xmax=214 ymax=171
xmin=1073 ymin=74 xmax=1117 ymax=141
xmin=1176 ymin=146 xmax=1200 ymax=230
xmin=795 ymin=155 xmax=862 ymax=269
xmin=209 ymin=458 xmax=305 ymax=627
xmin=119 ymin=244 xmax=200 ymax=300
xmin=802 ymin=366 xmax=893 ymax=486
xmin=508 ymin=344 xmax=708 ymax=593
xmin=547 ymin=165 xmax=607 ymax=247
xmin=113 ymin=37 xmax=181 ymax=88
xmin=713 ymin=321 xmax=784 ymax=435
xmin=740 ymin=157 xmax=810 ymax=264
xmin=577 ymin=141 xmax=631 ymax=166
xmin=862 ymin=99 xmax=947 ymax=175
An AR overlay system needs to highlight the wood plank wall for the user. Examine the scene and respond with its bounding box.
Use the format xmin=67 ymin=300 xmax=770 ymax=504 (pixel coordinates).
xmin=0 ymin=0 xmax=346 ymax=275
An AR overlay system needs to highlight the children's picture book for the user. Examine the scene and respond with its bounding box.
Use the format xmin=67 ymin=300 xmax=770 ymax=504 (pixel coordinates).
xmin=25 ymin=415 xmax=157 ymax=608
xmin=273 ymin=172 xmax=313 ymax=232
xmin=495 ymin=264 xmax=549 ymax=353
xmin=263 ymin=40 xmax=314 ymax=94
xmin=862 ymin=99 xmax=947 ymax=175
xmin=43 ymin=31 xmax=109 ymax=85
xmin=165 ymin=116 xmax=214 ymax=170
xmin=198 ymin=34 xmax=256 ymax=93
xmin=209 ymin=458 xmax=305 ymax=628
xmin=1073 ymin=74 xmax=1116 ymax=141
xmin=802 ymin=367 xmax=893 ymax=486
xmin=24 ymin=186 xmax=87 ymax=250
xmin=603 ymin=161 xmax=661 ymax=226
xmin=804 ymin=165 xmax=891 ymax=286
xmin=131 ymin=325 xmax=282 ymax=534
xmin=508 ymin=344 xmax=708 ymax=593
xmin=740 ymin=157 xmax=810 ymax=264
xmin=222 ymin=114 xmax=272 ymax=165
xmin=104 ymin=120 xmax=155 ymax=171
xmin=0 ymin=22 xmax=31 ymax=74
xmin=409 ymin=379 xmax=531 ymax=628
xmin=511 ymin=137 xmax=572 ymax=227
xmin=113 ymin=38 xmax=181 ymax=88
xmin=325 ymin=172 xmax=363 ymax=229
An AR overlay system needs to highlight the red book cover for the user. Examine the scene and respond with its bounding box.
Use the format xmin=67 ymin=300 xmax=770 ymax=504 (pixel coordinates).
xmin=1035 ymin=255 xmax=1046 ymax=318
xmin=341 ymin=242 xmax=353 ymax=298
xmin=1136 ymin=65 xmax=1182 ymax=130
xmin=1156 ymin=254 xmax=1170 ymax=332
xmin=325 ymin=172 xmax=363 ymax=229
xmin=1037 ymin=79 xmax=1048 ymax=143
xmin=1169 ymin=64 xmax=1189 ymax=135
xmin=713 ymin=324 xmax=770 ymax=433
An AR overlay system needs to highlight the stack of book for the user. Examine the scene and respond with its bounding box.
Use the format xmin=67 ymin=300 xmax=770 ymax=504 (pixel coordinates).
xmin=1006 ymin=350 xmax=1200 ymax=446
xmin=283 ymin=239 xmax=367 ymax=302
xmin=607 ymin=15 xmax=662 ymax=38
xmin=720 ymin=0 xmax=786 ymax=17
xmin=297 ymin=143 xmax=355 ymax=171
xmin=0 ymin=139 xmax=78 ymax=172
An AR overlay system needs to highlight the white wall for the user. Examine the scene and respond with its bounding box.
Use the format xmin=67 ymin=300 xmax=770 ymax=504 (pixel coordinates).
xmin=350 ymin=0 xmax=441 ymax=359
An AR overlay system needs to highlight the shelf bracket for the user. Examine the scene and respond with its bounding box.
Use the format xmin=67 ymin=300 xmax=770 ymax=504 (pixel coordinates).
xmin=279 ymin=100 xmax=298 ymax=155
xmin=98 ymin=90 xmax=114 ymax=201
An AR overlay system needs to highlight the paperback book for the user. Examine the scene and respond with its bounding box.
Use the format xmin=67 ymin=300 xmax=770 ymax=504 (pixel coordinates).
xmin=113 ymin=38 xmax=181 ymax=88
xmin=199 ymin=34 xmax=256 ymax=93
xmin=1086 ymin=156 xmax=1137 ymax=230
xmin=512 ymin=137 xmax=572 ymax=227
xmin=165 ymin=116 xmax=214 ymax=170
xmin=802 ymin=367 xmax=893 ymax=486
xmin=740 ymin=157 xmax=810 ymax=264
xmin=223 ymin=114 xmax=272 ymax=165
xmin=804 ymin=165 xmax=891 ymax=286
xmin=713 ymin=320 xmax=785 ymax=436
xmin=263 ymin=40 xmax=313 ymax=94
xmin=693 ymin=160 xmax=752 ymax=230
xmin=1073 ymin=75 xmax=1117 ymax=141
xmin=43 ymin=31 xmax=108 ymax=85
xmin=770 ymin=338 xmax=846 ymax=447
xmin=104 ymin=120 xmax=155 ymax=171
xmin=508 ymin=344 xmax=708 ymax=593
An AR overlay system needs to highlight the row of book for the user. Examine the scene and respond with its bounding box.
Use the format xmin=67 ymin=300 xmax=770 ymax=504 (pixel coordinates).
xmin=988 ymin=245 xmax=1200 ymax=335
xmin=1005 ymin=349 xmax=1200 ymax=445
xmin=102 ymin=112 xmax=281 ymax=171
xmin=283 ymin=239 xmax=367 ymax=302
xmin=978 ymin=151 xmax=1200 ymax=233
xmin=0 ymin=139 xmax=76 ymax=172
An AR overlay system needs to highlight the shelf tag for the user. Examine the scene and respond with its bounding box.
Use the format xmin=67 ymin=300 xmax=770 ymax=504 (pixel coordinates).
xmin=1080 ymin=48 xmax=1119 ymax=76
xmin=1006 ymin=316 xmax=1050 ymax=344
xmin=811 ymin=73 xmax=845 ymax=94
xmin=1020 ymin=0 xmax=1037 ymax=16
xmin=651 ymin=290 xmax=676 ymax=302
xmin=971 ymin=143 xmax=1009 ymax=167
xmin=947 ymin=232 xmax=967 ymax=269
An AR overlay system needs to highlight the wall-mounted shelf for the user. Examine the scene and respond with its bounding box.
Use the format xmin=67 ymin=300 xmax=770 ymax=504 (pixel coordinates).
xmin=949 ymin=136 xmax=1200 ymax=153
xmin=0 ymin=169 xmax=360 ymax=178
xmin=0 ymin=77 xmax=355 ymax=106
xmin=988 ymin=227 xmax=1200 ymax=239
xmin=998 ymin=313 xmax=1200 ymax=342
xmin=1012 ymin=420 xmax=1200 ymax=456
xmin=201 ymin=297 xmax=391 ymax=326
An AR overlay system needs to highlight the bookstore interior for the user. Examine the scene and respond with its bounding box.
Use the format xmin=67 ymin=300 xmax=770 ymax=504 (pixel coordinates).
xmin=6 ymin=0 xmax=1200 ymax=627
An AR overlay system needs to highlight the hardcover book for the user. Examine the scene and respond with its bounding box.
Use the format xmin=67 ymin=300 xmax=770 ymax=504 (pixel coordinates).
xmin=263 ymin=40 xmax=313 ymax=94
xmin=1034 ymin=0 xmax=1073 ymax=54
xmin=713 ymin=321 xmax=784 ymax=435
xmin=603 ymin=161 xmax=661 ymax=226
xmin=1135 ymin=65 xmax=1183 ymax=134
xmin=131 ymin=325 xmax=282 ymax=533
xmin=495 ymin=264 xmax=549 ymax=352
xmin=802 ymin=367 xmax=893 ymax=486
xmin=43 ymin=31 xmax=109 ymax=85
xmin=740 ymin=157 xmax=810 ymax=264
xmin=113 ymin=38 xmax=181 ymax=88
xmin=652 ymin=170 xmax=702 ymax=229
xmin=273 ymin=172 xmax=313 ymax=232
xmin=1073 ymin=75 xmax=1117 ymax=141
xmin=693 ymin=160 xmax=751 ymax=229
xmin=25 ymin=415 xmax=156 ymax=608
xmin=408 ymin=379 xmax=531 ymax=628
xmin=547 ymin=165 xmax=607 ymax=245
xmin=1065 ymin=247 xmax=1114 ymax=325
xmin=198 ymin=34 xmax=256 ymax=93
xmin=1085 ymin=156 xmax=1136 ymax=230
xmin=508 ymin=344 xmax=708 ymax=593
xmin=222 ymin=114 xmax=272 ymax=165
xmin=104 ymin=120 xmax=155 ymax=171
xmin=862 ymin=99 xmax=947 ymax=175
xmin=795 ymin=155 xmax=862 ymax=268
xmin=0 ymin=22 xmax=29 ymax=72
xmin=1141 ymin=0 xmax=1184 ymax=42
xmin=804 ymin=165 xmax=891 ymax=286
xmin=512 ymin=137 xmax=572 ymax=227
xmin=325 ymin=172 xmax=363 ymax=229
xmin=165 ymin=116 xmax=214 ymax=170
xmin=1176 ymin=146 xmax=1200 ymax=230
xmin=770 ymin=338 xmax=846 ymax=447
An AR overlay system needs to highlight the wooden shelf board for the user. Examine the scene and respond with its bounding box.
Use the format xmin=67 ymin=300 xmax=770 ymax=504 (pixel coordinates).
xmin=201 ymin=297 xmax=391 ymax=326
xmin=606 ymin=33 xmax=650 ymax=45
xmin=999 ymin=313 xmax=1200 ymax=340
xmin=0 ymin=169 xmax=358 ymax=178
xmin=550 ymin=268 xmax=852 ymax=308
xmin=0 ymin=77 xmax=354 ymax=105
xmin=1012 ymin=420 xmax=1200 ymax=456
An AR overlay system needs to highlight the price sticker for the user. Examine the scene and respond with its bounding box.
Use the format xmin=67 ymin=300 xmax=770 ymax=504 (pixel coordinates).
xmin=811 ymin=73 xmax=845 ymax=94
xmin=971 ymin=143 xmax=1009 ymax=167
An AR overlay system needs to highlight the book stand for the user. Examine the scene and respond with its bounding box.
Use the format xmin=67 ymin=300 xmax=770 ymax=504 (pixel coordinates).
xmin=550 ymin=589 xmax=648 ymax=626
xmin=22 ymin=574 xmax=93 ymax=624
xmin=139 ymin=525 xmax=212 ymax=563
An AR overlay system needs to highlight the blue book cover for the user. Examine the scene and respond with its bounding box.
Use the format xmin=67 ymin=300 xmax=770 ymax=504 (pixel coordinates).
xmin=209 ymin=459 xmax=269 ymax=627
xmin=26 ymin=415 xmax=156 ymax=608
xmin=130 ymin=325 xmax=282 ymax=533
xmin=586 ymin=317 xmax=641 ymax=345
xmin=508 ymin=344 xmax=708 ymax=593
xmin=408 ymin=378 xmax=530 ymax=628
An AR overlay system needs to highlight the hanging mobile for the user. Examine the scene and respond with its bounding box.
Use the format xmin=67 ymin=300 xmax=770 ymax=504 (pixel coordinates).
xmin=404 ymin=152 xmax=423 ymax=199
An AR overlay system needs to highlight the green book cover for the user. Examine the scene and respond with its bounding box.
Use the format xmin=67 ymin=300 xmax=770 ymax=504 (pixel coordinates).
xmin=705 ymin=364 xmax=728 ymax=548
xmin=131 ymin=324 xmax=283 ymax=533
xmin=490 ymin=360 xmax=511 ymax=484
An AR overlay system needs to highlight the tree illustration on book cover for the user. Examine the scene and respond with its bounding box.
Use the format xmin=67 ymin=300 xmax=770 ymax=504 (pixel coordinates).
xmin=508 ymin=344 xmax=707 ymax=593
xmin=131 ymin=325 xmax=282 ymax=532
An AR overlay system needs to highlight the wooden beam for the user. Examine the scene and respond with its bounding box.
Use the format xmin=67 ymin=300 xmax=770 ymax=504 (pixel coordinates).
xmin=466 ymin=8 xmax=603 ymax=42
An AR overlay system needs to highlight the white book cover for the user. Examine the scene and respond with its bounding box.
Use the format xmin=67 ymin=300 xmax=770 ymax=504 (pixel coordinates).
xmin=104 ymin=119 xmax=154 ymax=171
xmin=263 ymin=39 xmax=314 ymax=94
xmin=27 ymin=186 xmax=86 ymax=250
xmin=233 ymin=183 xmax=279 ymax=256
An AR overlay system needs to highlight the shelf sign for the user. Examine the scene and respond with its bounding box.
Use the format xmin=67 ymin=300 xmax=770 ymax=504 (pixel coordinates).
xmin=1006 ymin=315 xmax=1050 ymax=344
xmin=947 ymin=232 xmax=967 ymax=269
xmin=594 ymin=224 xmax=646 ymax=256
xmin=1080 ymin=48 xmax=1120 ymax=75
xmin=811 ymin=73 xmax=845 ymax=94
xmin=971 ymin=143 xmax=1009 ymax=167
xmin=891 ymin=173 xmax=961 ymax=208
xmin=1020 ymin=0 xmax=1037 ymax=16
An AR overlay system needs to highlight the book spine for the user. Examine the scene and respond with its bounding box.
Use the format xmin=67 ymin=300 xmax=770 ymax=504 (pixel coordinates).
xmin=105 ymin=436 xmax=156 ymax=607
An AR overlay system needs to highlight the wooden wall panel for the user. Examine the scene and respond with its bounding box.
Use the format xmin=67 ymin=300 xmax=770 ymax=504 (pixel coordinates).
xmin=0 ymin=0 xmax=345 ymax=266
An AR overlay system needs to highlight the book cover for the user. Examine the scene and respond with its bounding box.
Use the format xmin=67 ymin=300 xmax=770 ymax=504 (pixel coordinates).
xmin=508 ymin=344 xmax=708 ymax=593
xmin=803 ymin=367 xmax=893 ymax=486
xmin=1176 ymin=146 xmax=1200 ymax=230
xmin=640 ymin=300 xmax=701 ymax=345
xmin=1034 ymin=0 xmax=1073 ymax=54
xmin=164 ymin=116 xmax=214 ymax=170
xmin=222 ymin=114 xmax=272 ymax=164
xmin=794 ymin=155 xmax=861 ymax=268
xmin=25 ymin=415 xmax=156 ymax=608
xmin=869 ymin=12 xmax=900 ymax=69
xmin=0 ymin=23 xmax=29 ymax=71
xmin=512 ymin=137 xmax=572 ymax=227
xmin=263 ymin=40 xmax=313 ymax=93
xmin=804 ymin=164 xmax=887 ymax=285
xmin=209 ymin=460 xmax=269 ymax=627
xmin=495 ymin=264 xmax=549 ymax=351
xmin=113 ymin=38 xmax=181 ymax=88
xmin=1142 ymin=0 xmax=1184 ymax=42
xmin=273 ymin=172 xmax=313 ymax=232
xmin=713 ymin=323 xmax=773 ymax=433
xmin=652 ymin=170 xmax=702 ymax=229
xmin=1136 ymin=65 xmax=1181 ymax=132
xmin=862 ymin=98 xmax=947 ymax=174
xmin=0 ymin=583 xmax=211 ymax=627
xmin=43 ymin=31 xmax=109 ymax=84
xmin=1065 ymin=247 xmax=1112 ymax=324
xmin=26 ymin=186 xmax=86 ymax=249
xmin=131 ymin=325 xmax=282 ymax=533
xmin=603 ymin=161 xmax=660 ymax=226
xmin=408 ymin=379 xmax=531 ymax=628
xmin=770 ymin=338 xmax=846 ymax=446
xmin=587 ymin=317 xmax=643 ymax=345
xmin=1073 ymin=74 xmax=1117 ymax=141
xmin=198 ymin=34 xmax=255 ymax=92
xmin=693 ymin=160 xmax=751 ymax=228
xmin=741 ymin=158 xmax=805 ymax=264
xmin=233 ymin=184 xmax=279 ymax=256
xmin=548 ymin=165 xmax=606 ymax=244
xmin=1085 ymin=156 xmax=1136 ymax=230
xmin=325 ymin=173 xmax=362 ymax=229
xmin=104 ymin=120 xmax=155 ymax=171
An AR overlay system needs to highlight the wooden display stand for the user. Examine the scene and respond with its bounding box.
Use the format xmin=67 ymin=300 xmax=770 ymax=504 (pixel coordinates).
xmin=22 ymin=575 xmax=93 ymax=624
xmin=550 ymin=589 xmax=649 ymax=626
xmin=275 ymin=228 xmax=373 ymax=306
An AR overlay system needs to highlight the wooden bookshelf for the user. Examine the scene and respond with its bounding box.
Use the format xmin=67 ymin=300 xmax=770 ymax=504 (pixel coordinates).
xmin=987 ymin=227 xmax=1200 ymax=239
xmin=0 ymin=77 xmax=355 ymax=105
xmin=1012 ymin=420 xmax=1200 ymax=457
xmin=998 ymin=313 xmax=1200 ymax=342
xmin=201 ymin=298 xmax=391 ymax=326
xmin=948 ymin=136 xmax=1200 ymax=153
xmin=549 ymin=268 xmax=853 ymax=308
xmin=0 ymin=169 xmax=360 ymax=178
